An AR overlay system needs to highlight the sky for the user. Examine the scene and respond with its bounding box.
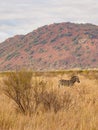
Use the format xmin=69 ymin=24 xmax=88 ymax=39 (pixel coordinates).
xmin=0 ymin=0 xmax=98 ymax=42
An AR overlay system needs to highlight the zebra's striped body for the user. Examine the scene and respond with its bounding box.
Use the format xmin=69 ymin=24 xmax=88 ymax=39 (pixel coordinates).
xmin=58 ymin=76 xmax=80 ymax=87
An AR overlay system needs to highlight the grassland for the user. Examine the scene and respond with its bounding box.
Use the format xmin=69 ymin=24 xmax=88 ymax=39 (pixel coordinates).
xmin=0 ymin=70 xmax=98 ymax=130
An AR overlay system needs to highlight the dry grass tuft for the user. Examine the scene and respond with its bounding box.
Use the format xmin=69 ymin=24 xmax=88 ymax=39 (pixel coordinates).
xmin=0 ymin=70 xmax=98 ymax=130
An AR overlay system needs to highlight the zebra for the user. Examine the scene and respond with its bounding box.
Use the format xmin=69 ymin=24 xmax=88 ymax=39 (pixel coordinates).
xmin=58 ymin=76 xmax=80 ymax=87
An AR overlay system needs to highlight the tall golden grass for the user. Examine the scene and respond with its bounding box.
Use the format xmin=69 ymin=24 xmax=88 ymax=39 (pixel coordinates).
xmin=0 ymin=70 xmax=98 ymax=130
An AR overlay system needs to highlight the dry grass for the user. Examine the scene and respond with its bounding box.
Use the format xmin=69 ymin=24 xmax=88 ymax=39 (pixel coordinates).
xmin=0 ymin=70 xmax=98 ymax=130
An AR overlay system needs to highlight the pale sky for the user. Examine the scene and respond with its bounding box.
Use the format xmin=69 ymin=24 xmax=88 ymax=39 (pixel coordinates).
xmin=0 ymin=0 xmax=98 ymax=42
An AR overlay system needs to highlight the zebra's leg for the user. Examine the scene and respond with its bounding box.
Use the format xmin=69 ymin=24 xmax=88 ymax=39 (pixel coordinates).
xmin=58 ymin=80 xmax=61 ymax=88
xmin=58 ymin=81 xmax=61 ymax=88
xmin=58 ymin=83 xmax=60 ymax=88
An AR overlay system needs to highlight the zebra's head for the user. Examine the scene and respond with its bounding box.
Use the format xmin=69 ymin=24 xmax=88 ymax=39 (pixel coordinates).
xmin=71 ymin=76 xmax=80 ymax=83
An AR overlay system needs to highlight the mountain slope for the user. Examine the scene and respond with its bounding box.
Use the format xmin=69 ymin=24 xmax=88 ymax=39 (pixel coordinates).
xmin=0 ymin=22 xmax=98 ymax=71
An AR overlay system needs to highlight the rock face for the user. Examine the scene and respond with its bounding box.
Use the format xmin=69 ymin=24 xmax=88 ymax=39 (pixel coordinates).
xmin=0 ymin=22 xmax=98 ymax=71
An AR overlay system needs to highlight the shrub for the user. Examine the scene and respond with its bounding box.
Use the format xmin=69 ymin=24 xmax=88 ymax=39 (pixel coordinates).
xmin=3 ymin=70 xmax=33 ymax=115
xmin=2 ymin=71 xmax=74 ymax=115
xmin=2 ymin=71 xmax=49 ymax=115
xmin=65 ymin=32 xmax=72 ymax=37
xmin=50 ymin=36 xmax=58 ymax=43
xmin=92 ymin=59 xmax=96 ymax=62
xmin=37 ymin=90 xmax=61 ymax=113
xmin=40 ymin=40 xmax=47 ymax=44
xmin=38 ymin=48 xmax=45 ymax=53
xmin=5 ymin=52 xmax=20 ymax=61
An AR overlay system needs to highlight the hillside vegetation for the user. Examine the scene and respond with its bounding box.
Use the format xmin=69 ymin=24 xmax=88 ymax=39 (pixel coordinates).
xmin=0 ymin=70 xmax=98 ymax=130
xmin=0 ymin=22 xmax=98 ymax=71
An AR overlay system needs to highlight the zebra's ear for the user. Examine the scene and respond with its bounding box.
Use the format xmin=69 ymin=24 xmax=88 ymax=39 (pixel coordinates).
xmin=71 ymin=75 xmax=79 ymax=79
xmin=71 ymin=75 xmax=75 ymax=78
xmin=71 ymin=75 xmax=76 ymax=78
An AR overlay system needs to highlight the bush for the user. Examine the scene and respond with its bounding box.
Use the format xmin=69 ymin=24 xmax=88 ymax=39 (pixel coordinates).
xmin=3 ymin=70 xmax=33 ymax=115
xmin=2 ymin=71 xmax=74 ymax=115
xmin=5 ymin=52 xmax=20 ymax=61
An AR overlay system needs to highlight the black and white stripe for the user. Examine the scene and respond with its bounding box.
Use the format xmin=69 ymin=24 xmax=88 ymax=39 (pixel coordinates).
xmin=58 ymin=76 xmax=80 ymax=87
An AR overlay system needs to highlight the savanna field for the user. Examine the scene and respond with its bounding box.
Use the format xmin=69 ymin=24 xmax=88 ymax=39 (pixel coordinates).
xmin=0 ymin=70 xmax=98 ymax=130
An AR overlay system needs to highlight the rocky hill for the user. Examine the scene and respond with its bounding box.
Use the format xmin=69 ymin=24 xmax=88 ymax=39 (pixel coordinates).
xmin=0 ymin=22 xmax=98 ymax=71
